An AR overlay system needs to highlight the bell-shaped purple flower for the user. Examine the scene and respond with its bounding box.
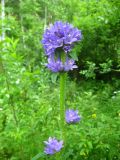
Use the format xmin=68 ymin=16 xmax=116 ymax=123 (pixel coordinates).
xmin=44 ymin=137 xmax=63 ymax=155
xmin=46 ymin=56 xmax=64 ymax=72
xmin=46 ymin=56 xmax=77 ymax=72
xmin=42 ymin=21 xmax=82 ymax=56
xmin=64 ymin=58 xmax=78 ymax=71
xmin=65 ymin=109 xmax=81 ymax=124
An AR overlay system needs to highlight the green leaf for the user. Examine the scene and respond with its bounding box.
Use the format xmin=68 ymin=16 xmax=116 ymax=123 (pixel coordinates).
xmin=32 ymin=153 xmax=45 ymax=160
xmin=70 ymin=52 xmax=78 ymax=61
xmin=87 ymin=141 xmax=93 ymax=149
xmin=51 ymin=73 xmax=59 ymax=83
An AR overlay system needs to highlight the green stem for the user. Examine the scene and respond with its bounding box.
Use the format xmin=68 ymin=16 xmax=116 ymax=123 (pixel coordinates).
xmin=60 ymin=72 xmax=66 ymax=144
xmin=0 ymin=57 xmax=18 ymax=126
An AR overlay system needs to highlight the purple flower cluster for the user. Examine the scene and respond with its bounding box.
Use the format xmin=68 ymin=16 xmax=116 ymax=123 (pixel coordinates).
xmin=66 ymin=109 xmax=81 ymax=124
xmin=42 ymin=21 xmax=82 ymax=55
xmin=46 ymin=56 xmax=77 ymax=72
xmin=44 ymin=137 xmax=63 ymax=155
xmin=42 ymin=21 xmax=82 ymax=72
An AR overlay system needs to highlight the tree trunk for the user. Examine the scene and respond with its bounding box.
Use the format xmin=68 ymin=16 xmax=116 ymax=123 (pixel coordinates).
xmin=1 ymin=0 xmax=5 ymax=41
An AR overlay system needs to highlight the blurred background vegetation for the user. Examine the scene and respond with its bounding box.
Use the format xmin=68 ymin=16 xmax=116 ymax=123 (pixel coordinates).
xmin=0 ymin=0 xmax=120 ymax=160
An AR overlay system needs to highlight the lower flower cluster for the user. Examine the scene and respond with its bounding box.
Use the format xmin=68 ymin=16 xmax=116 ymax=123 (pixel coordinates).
xmin=44 ymin=137 xmax=63 ymax=155
xmin=46 ymin=56 xmax=78 ymax=72
xmin=44 ymin=109 xmax=81 ymax=155
xmin=66 ymin=109 xmax=81 ymax=123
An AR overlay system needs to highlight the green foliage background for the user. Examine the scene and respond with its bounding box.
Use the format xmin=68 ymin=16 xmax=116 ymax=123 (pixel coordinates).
xmin=0 ymin=0 xmax=120 ymax=160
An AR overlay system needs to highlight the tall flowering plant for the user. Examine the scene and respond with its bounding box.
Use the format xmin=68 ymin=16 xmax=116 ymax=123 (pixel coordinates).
xmin=42 ymin=21 xmax=82 ymax=157
xmin=32 ymin=21 xmax=82 ymax=160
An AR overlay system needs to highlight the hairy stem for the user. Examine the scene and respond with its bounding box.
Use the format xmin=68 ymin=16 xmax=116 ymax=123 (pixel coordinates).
xmin=60 ymin=72 xmax=66 ymax=147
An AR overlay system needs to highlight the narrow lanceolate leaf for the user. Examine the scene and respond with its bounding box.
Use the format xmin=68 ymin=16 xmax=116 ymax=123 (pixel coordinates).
xmin=70 ymin=52 xmax=78 ymax=61
xmin=51 ymin=73 xmax=59 ymax=83
xmin=32 ymin=153 xmax=45 ymax=160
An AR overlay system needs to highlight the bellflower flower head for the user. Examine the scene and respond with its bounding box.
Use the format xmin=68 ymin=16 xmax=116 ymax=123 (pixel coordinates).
xmin=46 ymin=56 xmax=78 ymax=72
xmin=66 ymin=109 xmax=81 ymax=124
xmin=44 ymin=137 xmax=63 ymax=155
xmin=42 ymin=21 xmax=82 ymax=56
xmin=64 ymin=58 xmax=78 ymax=71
